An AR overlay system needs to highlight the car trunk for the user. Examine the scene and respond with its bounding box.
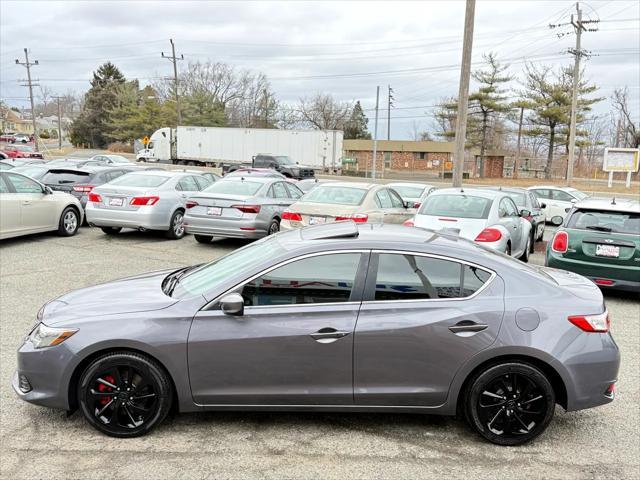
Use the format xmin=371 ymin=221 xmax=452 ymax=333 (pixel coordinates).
xmin=187 ymin=193 xmax=254 ymax=220
xmin=563 ymin=229 xmax=639 ymax=268
xmin=289 ymin=202 xmax=361 ymax=226
xmin=537 ymin=265 xmax=605 ymax=305
xmin=414 ymin=215 xmax=487 ymax=240
xmin=94 ymin=184 xmax=156 ymax=212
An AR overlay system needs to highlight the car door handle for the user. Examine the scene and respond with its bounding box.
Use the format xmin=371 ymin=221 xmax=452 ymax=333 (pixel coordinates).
xmin=310 ymin=327 xmax=351 ymax=344
xmin=22 ymin=200 xmax=31 ymax=205
xmin=449 ymin=321 xmax=489 ymax=334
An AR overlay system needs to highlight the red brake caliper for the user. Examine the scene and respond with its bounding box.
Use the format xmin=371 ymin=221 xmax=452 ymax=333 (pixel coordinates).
xmin=98 ymin=374 xmax=116 ymax=405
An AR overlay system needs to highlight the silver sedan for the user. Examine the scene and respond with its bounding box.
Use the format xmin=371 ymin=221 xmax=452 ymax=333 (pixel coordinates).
xmin=86 ymin=170 xmax=211 ymax=239
xmin=183 ymin=177 xmax=303 ymax=242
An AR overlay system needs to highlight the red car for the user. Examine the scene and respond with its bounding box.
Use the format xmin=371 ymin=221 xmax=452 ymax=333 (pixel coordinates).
xmin=0 ymin=133 xmax=16 ymax=143
xmin=2 ymin=144 xmax=44 ymax=159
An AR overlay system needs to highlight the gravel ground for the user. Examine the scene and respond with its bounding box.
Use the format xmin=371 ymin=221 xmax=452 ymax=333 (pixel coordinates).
xmin=1 ymin=227 xmax=638 ymax=479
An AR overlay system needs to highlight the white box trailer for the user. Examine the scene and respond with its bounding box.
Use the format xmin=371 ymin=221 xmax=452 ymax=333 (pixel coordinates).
xmin=137 ymin=126 xmax=344 ymax=170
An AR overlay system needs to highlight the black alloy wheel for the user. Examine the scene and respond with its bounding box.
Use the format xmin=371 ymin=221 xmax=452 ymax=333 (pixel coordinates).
xmin=78 ymin=352 xmax=172 ymax=437
xmin=466 ymin=362 xmax=555 ymax=445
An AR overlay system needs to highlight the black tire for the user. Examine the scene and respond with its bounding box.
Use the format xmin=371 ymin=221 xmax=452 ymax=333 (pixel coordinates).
xmin=465 ymin=362 xmax=555 ymax=446
xmin=519 ymin=236 xmax=531 ymax=263
xmin=57 ymin=207 xmax=80 ymax=236
xmin=267 ymin=218 xmax=280 ymax=235
xmin=194 ymin=234 xmax=212 ymax=244
xmin=101 ymin=227 xmax=122 ymax=235
xmin=166 ymin=210 xmax=185 ymax=239
xmin=505 ymin=242 xmax=512 ymax=256
xmin=77 ymin=351 xmax=173 ymax=438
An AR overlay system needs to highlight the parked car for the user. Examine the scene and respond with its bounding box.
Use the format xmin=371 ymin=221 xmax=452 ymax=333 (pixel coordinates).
xmin=41 ymin=166 xmax=146 ymax=210
xmin=86 ymin=170 xmax=212 ymax=239
xmin=528 ymin=186 xmax=589 ymax=226
xmin=179 ymin=169 xmax=221 ymax=184
xmin=184 ymin=177 xmax=303 ymax=242
xmin=408 ymin=188 xmax=533 ymax=261
xmin=251 ymin=154 xmax=315 ymax=180
xmin=0 ymin=171 xmax=82 ymax=240
xmin=387 ymin=182 xmax=436 ymax=208
xmin=481 ymin=186 xmax=546 ymax=249
xmin=0 ymin=158 xmax=46 ymax=167
xmin=13 ymin=222 xmax=619 ymax=445
xmin=2 ymin=145 xmax=44 ymax=159
xmin=546 ymin=197 xmax=640 ymax=292
xmin=0 ymin=151 xmax=9 ymax=159
xmin=296 ymin=178 xmax=338 ymax=193
xmin=280 ymin=182 xmax=413 ymax=229
xmin=87 ymin=154 xmax=133 ymax=165
xmin=0 ymin=133 xmax=16 ymax=143
xmin=13 ymin=133 xmax=31 ymax=143
xmin=225 ymin=168 xmax=287 ymax=179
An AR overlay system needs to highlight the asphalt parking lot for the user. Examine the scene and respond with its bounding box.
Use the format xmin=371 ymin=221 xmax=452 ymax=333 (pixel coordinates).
xmin=1 ymin=227 xmax=638 ymax=479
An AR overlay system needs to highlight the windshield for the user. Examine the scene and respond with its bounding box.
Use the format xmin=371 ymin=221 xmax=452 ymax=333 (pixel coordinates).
xmin=419 ymin=194 xmax=493 ymax=219
xmin=302 ymin=186 xmax=367 ymax=205
xmin=568 ymin=209 xmax=640 ymax=235
xmin=109 ymin=174 xmax=169 ymax=188
xmin=391 ymin=186 xmax=426 ymax=199
xmin=172 ymin=236 xmax=286 ymax=297
xmin=275 ymin=156 xmax=295 ymax=165
xmin=203 ymin=180 xmax=263 ymax=195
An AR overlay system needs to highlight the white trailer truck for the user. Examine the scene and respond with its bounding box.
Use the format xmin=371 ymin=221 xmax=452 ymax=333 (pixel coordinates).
xmin=137 ymin=126 xmax=344 ymax=172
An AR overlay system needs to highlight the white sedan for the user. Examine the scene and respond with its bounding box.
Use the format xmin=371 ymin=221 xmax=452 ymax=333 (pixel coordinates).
xmin=0 ymin=172 xmax=83 ymax=240
xmin=528 ymin=185 xmax=589 ymax=225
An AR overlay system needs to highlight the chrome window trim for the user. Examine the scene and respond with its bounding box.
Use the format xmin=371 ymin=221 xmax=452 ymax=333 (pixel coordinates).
xmin=363 ymin=249 xmax=497 ymax=305
xmin=202 ymin=249 xmax=369 ymax=311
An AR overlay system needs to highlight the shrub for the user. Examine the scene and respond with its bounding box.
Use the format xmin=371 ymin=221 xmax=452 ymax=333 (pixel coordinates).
xmin=107 ymin=141 xmax=134 ymax=153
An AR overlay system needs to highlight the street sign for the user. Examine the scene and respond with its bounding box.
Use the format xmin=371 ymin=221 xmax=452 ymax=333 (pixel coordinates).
xmin=603 ymin=147 xmax=639 ymax=188
xmin=142 ymin=136 xmax=150 ymax=146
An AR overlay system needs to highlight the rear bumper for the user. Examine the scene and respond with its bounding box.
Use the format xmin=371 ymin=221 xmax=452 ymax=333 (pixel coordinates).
xmin=86 ymin=205 xmax=169 ymax=230
xmin=184 ymin=215 xmax=266 ymax=239
xmin=546 ymin=253 xmax=640 ymax=292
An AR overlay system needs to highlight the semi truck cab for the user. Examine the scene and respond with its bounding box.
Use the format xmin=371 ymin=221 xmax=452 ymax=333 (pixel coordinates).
xmin=137 ymin=127 xmax=173 ymax=163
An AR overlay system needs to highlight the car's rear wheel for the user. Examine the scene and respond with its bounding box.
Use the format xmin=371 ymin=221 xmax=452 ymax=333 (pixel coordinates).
xmin=77 ymin=351 xmax=173 ymax=438
xmin=268 ymin=218 xmax=280 ymax=235
xmin=101 ymin=227 xmax=122 ymax=235
xmin=466 ymin=362 xmax=555 ymax=445
xmin=166 ymin=210 xmax=185 ymax=239
xmin=194 ymin=234 xmax=212 ymax=244
xmin=57 ymin=207 xmax=80 ymax=236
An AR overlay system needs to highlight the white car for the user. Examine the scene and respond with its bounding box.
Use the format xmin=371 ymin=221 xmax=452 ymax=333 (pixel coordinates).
xmin=528 ymin=186 xmax=589 ymax=226
xmin=0 ymin=172 xmax=83 ymax=240
xmin=408 ymin=188 xmax=532 ymax=261
xmin=88 ymin=154 xmax=133 ymax=165
xmin=387 ymin=182 xmax=436 ymax=209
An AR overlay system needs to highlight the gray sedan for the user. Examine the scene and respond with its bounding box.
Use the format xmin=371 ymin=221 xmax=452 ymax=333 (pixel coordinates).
xmin=13 ymin=222 xmax=619 ymax=445
xmin=86 ymin=170 xmax=211 ymax=239
xmin=183 ymin=177 xmax=303 ymax=242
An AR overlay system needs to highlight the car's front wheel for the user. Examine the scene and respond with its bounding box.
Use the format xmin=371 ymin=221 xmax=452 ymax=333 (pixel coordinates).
xmin=465 ymin=362 xmax=555 ymax=445
xmin=77 ymin=351 xmax=173 ymax=438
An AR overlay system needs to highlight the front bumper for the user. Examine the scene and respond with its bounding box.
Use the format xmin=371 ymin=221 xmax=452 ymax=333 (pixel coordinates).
xmin=546 ymin=253 xmax=640 ymax=292
xmin=86 ymin=205 xmax=169 ymax=231
xmin=184 ymin=215 xmax=266 ymax=239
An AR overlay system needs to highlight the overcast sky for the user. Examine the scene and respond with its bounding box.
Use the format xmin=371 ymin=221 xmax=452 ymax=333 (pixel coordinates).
xmin=1 ymin=0 xmax=638 ymax=139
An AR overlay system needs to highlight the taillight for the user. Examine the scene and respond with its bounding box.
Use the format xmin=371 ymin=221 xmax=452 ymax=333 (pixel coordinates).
xmin=130 ymin=196 xmax=160 ymax=206
xmin=335 ymin=213 xmax=368 ymax=223
xmin=72 ymin=184 xmax=94 ymax=193
xmin=568 ymin=311 xmax=610 ymax=333
xmin=475 ymin=228 xmax=502 ymax=242
xmin=232 ymin=204 xmax=261 ymax=214
xmin=283 ymin=211 xmax=302 ymax=221
xmin=403 ymin=218 xmax=415 ymax=227
xmin=87 ymin=192 xmax=102 ymax=203
xmin=594 ymin=278 xmax=615 ymax=286
xmin=551 ymin=231 xmax=568 ymax=253
xmin=185 ymin=200 xmax=199 ymax=209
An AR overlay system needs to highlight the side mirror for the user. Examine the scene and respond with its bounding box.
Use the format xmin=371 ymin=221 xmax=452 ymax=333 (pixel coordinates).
xmin=570 ymin=198 xmax=577 ymax=203
xmin=520 ymin=209 xmax=532 ymax=217
xmin=540 ymin=202 xmax=546 ymax=209
xmin=219 ymin=292 xmax=244 ymax=316
xmin=403 ymin=201 xmax=409 ymax=209
xmin=44 ymin=186 xmax=53 ymax=195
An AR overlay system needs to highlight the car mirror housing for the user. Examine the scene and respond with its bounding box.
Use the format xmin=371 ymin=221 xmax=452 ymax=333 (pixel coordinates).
xmin=44 ymin=186 xmax=53 ymax=195
xmin=540 ymin=202 xmax=546 ymax=209
xmin=520 ymin=209 xmax=532 ymax=217
xmin=219 ymin=293 xmax=244 ymax=316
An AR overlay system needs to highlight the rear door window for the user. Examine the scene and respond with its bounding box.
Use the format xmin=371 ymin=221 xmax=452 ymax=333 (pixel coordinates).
xmin=6 ymin=173 xmax=43 ymax=193
xmin=376 ymin=189 xmax=393 ymax=208
xmin=176 ymin=176 xmax=200 ymax=192
xmin=285 ymin=183 xmax=303 ymax=199
xmin=194 ymin=176 xmax=212 ymax=190
xmin=271 ymin=182 xmax=289 ymax=199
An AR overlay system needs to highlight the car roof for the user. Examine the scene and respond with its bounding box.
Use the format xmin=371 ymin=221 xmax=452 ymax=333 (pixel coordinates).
xmin=125 ymin=169 xmax=194 ymax=177
xmin=387 ymin=182 xmax=433 ymax=188
xmin=429 ymin=187 xmax=502 ymax=199
xmin=480 ymin=186 xmax=528 ymax=194
xmin=219 ymin=176 xmax=278 ymax=184
xmin=315 ymin=182 xmax=377 ymax=190
xmin=574 ymin=197 xmax=640 ymax=213
xmin=528 ymin=185 xmax=581 ymax=192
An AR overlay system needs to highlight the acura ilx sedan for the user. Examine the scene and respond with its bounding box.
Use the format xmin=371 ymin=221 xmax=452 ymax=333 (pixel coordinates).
xmin=14 ymin=222 xmax=619 ymax=445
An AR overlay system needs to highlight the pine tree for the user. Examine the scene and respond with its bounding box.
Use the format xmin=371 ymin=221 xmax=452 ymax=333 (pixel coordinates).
xmin=344 ymin=101 xmax=371 ymax=139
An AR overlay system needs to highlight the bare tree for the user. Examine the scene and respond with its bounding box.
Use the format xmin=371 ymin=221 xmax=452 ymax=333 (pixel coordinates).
xmin=298 ymin=94 xmax=352 ymax=130
xmin=611 ymin=87 xmax=639 ymax=148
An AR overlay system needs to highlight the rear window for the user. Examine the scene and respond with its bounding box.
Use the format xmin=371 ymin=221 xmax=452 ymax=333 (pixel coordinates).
xmin=419 ymin=194 xmax=492 ymax=219
xmin=42 ymin=171 xmax=91 ymax=184
xmin=109 ymin=174 xmax=169 ymax=188
xmin=302 ymin=186 xmax=367 ymax=205
xmin=204 ymin=180 xmax=263 ymax=196
xmin=568 ymin=209 xmax=640 ymax=235
xmin=391 ymin=186 xmax=425 ymax=198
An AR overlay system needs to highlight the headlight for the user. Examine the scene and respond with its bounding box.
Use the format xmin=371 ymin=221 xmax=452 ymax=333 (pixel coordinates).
xmin=28 ymin=323 xmax=78 ymax=349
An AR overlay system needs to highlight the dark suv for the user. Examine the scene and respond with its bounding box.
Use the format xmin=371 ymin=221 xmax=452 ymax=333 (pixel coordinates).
xmin=252 ymin=154 xmax=315 ymax=180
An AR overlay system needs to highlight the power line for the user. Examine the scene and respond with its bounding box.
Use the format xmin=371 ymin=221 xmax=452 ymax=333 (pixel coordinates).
xmin=15 ymin=48 xmax=39 ymax=150
xmin=161 ymin=39 xmax=184 ymax=124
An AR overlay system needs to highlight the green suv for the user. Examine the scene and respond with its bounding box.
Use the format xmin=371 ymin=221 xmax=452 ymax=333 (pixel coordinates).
xmin=546 ymin=198 xmax=640 ymax=292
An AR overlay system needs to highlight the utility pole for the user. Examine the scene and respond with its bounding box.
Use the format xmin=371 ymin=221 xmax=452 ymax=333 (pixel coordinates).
xmin=263 ymin=88 xmax=269 ymax=128
xmin=52 ymin=96 xmax=63 ymax=150
xmin=387 ymin=85 xmax=394 ymax=140
xmin=513 ymin=105 xmax=525 ymax=179
xmin=452 ymin=0 xmax=476 ymax=188
xmin=15 ymin=48 xmax=39 ymax=151
xmin=372 ymin=86 xmax=380 ymax=180
xmin=162 ymin=39 xmax=184 ymax=124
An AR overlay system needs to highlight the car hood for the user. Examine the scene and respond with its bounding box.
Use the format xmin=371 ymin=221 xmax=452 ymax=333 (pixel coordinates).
xmin=42 ymin=269 xmax=178 ymax=324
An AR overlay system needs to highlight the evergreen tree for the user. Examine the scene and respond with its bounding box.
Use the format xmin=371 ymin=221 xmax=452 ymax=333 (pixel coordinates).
xmin=343 ymin=101 xmax=371 ymax=139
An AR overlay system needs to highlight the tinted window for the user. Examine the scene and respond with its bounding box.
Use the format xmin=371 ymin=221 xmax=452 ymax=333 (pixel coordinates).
xmin=302 ymin=186 xmax=367 ymax=206
xmin=204 ymin=180 xmax=263 ymax=196
xmin=271 ymin=182 xmax=289 ymax=199
xmin=240 ymin=253 xmax=361 ymax=306
xmin=110 ymin=174 xmax=169 ymax=188
xmin=42 ymin=171 xmax=90 ymax=185
xmin=376 ymin=189 xmax=393 ymax=208
xmin=6 ymin=173 xmax=43 ymax=193
xmin=420 ymin=194 xmax=492 ymax=219
xmin=374 ymin=254 xmax=490 ymax=300
xmin=552 ymin=190 xmax=574 ymax=202
xmin=286 ymin=183 xmax=303 ymax=199
xmin=567 ymin=209 xmax=640 ymax=235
